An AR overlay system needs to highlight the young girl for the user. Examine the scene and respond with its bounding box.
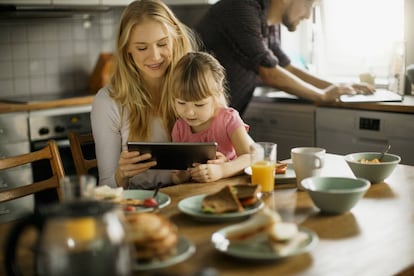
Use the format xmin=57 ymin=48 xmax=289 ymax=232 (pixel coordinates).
xmin=170 ymin=52 xmax=252 ymax=183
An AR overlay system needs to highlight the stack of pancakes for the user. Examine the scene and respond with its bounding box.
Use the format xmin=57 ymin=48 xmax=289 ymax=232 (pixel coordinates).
xmin=125 ymin=213 xmax=178 ymax=262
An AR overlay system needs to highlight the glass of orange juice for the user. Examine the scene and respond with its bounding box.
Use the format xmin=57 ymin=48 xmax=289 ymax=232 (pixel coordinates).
xmin=250 ymin=142 xmax=277 ymax=194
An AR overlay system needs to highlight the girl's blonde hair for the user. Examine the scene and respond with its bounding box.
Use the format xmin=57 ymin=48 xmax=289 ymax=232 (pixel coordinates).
xmin=110 ymin=0 xmax=198 ymax=140
xmin=170 ymin=51 xmax=228 ymax=113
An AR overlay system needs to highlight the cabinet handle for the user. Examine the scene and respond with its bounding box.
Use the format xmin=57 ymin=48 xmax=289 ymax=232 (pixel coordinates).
xmin=356 ymin=137 xmax=389 ymax=146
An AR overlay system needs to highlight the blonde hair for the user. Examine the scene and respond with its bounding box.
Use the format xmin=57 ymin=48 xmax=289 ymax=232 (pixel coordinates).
xmin=110 ymin=0 xmax=198 ymax=140
xmin=170 ymin=51 xmax=228 ymax=113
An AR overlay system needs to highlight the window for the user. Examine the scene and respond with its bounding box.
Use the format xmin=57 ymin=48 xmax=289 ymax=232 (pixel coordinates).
xmin=282 ymin=0 xmax=404 ymax=86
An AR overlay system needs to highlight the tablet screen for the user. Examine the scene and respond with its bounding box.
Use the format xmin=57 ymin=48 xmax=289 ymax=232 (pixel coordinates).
xmin=127 ymin=142 xmax=217 ymax=170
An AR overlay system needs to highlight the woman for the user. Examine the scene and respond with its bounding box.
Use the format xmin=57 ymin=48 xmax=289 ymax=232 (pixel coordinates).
xmin=91 ymin=0 xmax=198 ymax=189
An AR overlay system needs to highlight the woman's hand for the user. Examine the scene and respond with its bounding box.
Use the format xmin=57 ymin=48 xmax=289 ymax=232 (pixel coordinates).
xmin=171 ymin=170 xmax=191 ymax=184
xmin=115 ymin=150 xmax=156 ymax=187
xmin=189 ymin=164 xmax=223 ymax=183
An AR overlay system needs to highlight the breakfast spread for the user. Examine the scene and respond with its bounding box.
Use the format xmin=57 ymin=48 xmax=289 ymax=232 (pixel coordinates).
xmin=201 ymin=184 xmax=261 ymax=214
xmin=125 ymin=212 xmax=178 ymax=262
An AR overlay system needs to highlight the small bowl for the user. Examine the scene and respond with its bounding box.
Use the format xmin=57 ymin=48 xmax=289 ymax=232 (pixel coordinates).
xmin=301 ymin=177 xmax=370 ymax=214
xmin=344 ymin=152 xmax=401 ymax=183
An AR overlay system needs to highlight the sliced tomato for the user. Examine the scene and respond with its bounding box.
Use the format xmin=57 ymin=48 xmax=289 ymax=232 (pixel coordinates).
xmin=240 ymin=197 xmax=256 ymax=207
xmin=275 ymin=163 xmax=288 ymax=174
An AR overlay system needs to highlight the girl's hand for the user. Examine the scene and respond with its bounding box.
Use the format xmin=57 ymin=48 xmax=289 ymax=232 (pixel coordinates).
xmin=115 ymin=150 xmax=156 ymax=187
xmin=207 ymin=151 xmax=227 ymax=164
xmin=189 ymin=164 xmax=223 ymax=183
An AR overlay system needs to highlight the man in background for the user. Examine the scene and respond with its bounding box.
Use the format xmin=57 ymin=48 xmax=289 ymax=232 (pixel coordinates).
xmin=196 ymin=0 xmax=374 ymax=114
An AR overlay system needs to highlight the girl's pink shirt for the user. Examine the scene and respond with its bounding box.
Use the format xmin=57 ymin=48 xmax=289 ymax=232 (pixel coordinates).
xmin=172 ymin=107 xmax=249 ymax=161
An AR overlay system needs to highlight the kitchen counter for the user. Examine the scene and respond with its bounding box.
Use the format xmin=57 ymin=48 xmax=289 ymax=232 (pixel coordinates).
xmin=0 ymin=95 xmax=94 ymax=114
xmin=253 ymin=87 xmax=414 ymax=114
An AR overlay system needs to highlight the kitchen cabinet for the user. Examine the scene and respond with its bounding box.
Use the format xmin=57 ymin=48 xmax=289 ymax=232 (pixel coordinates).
xmin=53 ymin=0 xmax=99 ymax=5
xmin=242 ymin=101 xmax=316 ymax=160
xmin=316 ymin=107 xmax=414 ymax=165
xmin=0 ymin=112 xmax=33 ymax=223
xmin=2 ymin=0 xmax=217 ymax=6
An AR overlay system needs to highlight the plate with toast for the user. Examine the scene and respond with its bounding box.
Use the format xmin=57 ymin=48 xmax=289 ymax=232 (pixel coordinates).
xmin=178 ymin=184 xmax=264 ymax=222
xmin=244 ymin=162 xmax=296 ymax=184
xmin=211 ymin=208 xmax=318 ymax=260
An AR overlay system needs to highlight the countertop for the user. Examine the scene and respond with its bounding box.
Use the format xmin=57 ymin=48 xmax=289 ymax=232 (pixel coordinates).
xmin=252 ymin=87 xmax=414 ymax=114
xmin=0 ymin=95 xmax=94 ymax=114
xmin=1 ymin=89 xmax=414 ymax=114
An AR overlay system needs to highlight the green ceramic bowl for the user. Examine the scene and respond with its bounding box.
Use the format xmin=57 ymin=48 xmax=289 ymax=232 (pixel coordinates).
xmin=344 ymin=152 xmax=401 ymax=183
xmin=301 ymin=177 xmax=370 ymax=214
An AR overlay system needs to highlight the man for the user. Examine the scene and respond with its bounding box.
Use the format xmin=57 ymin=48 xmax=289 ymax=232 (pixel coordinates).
xmin=196 ymin=0 xmax=374 ymax=114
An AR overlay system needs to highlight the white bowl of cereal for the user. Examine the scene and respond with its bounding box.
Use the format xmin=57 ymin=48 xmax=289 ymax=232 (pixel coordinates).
xmin=344 ymin=152 xmax=401 ymax=183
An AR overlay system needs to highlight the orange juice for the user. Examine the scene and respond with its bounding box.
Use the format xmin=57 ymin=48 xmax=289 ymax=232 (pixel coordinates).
xmin=64 ymin=217 xmax=96 ymax=243
xmin=251 ymin=160 xmax=275 ymax=193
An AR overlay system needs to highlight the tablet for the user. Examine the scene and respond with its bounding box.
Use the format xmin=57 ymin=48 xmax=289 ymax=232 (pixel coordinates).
xmin=127 ymin=142 xmax=217 ymax=170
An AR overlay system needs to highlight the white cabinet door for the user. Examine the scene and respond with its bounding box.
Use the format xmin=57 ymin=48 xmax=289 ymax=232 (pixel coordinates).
xmin=243 ymin=101 xmax=315 ymax=160
xmin=316 ymin=107 xmax=414 ymax=165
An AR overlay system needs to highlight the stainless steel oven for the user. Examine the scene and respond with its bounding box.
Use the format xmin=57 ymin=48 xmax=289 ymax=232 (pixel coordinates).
xmin=29 ymin=105 xmax=93 ymax=204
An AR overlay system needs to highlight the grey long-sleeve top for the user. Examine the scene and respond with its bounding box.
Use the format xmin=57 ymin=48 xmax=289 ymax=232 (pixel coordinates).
xmin=91 ymin=87 xmax=173 ymax=189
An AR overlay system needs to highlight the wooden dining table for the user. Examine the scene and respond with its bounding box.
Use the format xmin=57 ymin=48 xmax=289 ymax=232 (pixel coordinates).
xmin=1 ymin=153 xmax=414 ymax=276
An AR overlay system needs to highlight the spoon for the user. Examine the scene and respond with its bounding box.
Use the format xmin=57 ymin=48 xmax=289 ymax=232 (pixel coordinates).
xmin=378 ymin=144 xmax=391 ymax=161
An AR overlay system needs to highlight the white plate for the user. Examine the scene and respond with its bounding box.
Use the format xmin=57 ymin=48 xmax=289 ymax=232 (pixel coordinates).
xmin=133 ymin=236 xmax=195 ymax=271
xmin=211 ymin=226 xmax=318 ymax=260
xmin=178 ymin=194 xmax=264 ymax=222
xmin=244 ymin=163 xmax=296 ymax=184
xmin=123 ymin=190 xmax=171 ymax=213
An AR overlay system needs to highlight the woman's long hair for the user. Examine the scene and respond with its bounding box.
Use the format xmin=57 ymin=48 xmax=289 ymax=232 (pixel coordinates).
xmin=110 ymin=0 xmax=198 ymax=140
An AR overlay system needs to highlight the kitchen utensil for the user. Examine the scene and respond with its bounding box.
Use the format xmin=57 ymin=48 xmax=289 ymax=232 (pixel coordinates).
xmin=153 ymin=182 xmax=162 ymax=198
xmin=378 ymin=144 xmax=391 ymax=161
xmin=5 ymin=201 xmax=132 ymax=276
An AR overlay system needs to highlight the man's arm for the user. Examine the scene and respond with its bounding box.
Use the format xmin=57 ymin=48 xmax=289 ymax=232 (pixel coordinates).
xmin=258 ymin=64 xmax=327 ymax=102
xmin=257 ymin=64 xmax=374 ymax=103
xmin=285 ymin=64 xmax=332 ymax=89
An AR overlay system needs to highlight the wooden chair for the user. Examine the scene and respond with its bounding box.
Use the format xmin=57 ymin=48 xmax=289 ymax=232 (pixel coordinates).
xmin=0 ymin=140 xmax=65 ymax=203
xmin=68 ymin=132 xmax=97 ymax=177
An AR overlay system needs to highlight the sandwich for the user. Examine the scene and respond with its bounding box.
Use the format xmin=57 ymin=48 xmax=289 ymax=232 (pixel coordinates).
xmin=223 ymin=207 xmax=308 ymax=255
xmin=231 ymin=184 xmax=261 ymax=207
xmin=201 ymin=185 xmax=244 ymax=214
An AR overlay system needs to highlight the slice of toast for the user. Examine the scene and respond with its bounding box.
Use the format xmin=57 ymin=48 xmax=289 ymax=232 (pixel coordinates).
xmin=202 ymin=185 xmax=244 ymax=214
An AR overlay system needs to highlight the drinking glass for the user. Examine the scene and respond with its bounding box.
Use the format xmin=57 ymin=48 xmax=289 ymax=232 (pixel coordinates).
xmin=61 ymin=175 xmax=97 ymax=201
xmin=250 ymin=142 xmax=277 ymax=194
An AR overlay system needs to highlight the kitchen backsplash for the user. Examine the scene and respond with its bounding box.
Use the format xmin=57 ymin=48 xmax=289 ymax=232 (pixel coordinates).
xmin=0 ymin=4 xmax=208 ymax=99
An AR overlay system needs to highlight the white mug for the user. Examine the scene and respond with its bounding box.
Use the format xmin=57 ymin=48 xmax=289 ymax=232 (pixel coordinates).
xmin=291 ymin=147 xmax=326 ymax=190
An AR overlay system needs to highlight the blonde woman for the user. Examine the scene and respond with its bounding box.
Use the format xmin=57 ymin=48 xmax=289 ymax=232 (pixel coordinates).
xmin=91 ymin=0 xmax=198 ymax=189
xmin=170 ymin=52 xmax=252 ymax=183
